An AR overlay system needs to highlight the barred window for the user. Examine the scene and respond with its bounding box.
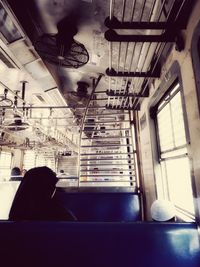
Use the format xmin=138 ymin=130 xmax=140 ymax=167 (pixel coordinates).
xmin=23 ymin=151 xmax=36 ymax=170
xmin=155 ymin=82 xmax=194 ymax=220
xmin=0 ymin=151 xmax=12 ymax=181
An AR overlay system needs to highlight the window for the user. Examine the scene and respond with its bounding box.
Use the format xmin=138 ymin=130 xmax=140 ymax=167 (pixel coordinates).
xmin=154 ymin=82 xmax=194 ymax=219
xmin=0 ymin=151 xmax=12 ymax=181
xmin=35 ymin=154 xmax=46 ymax=167
xmin=23 ymin=150 xmax=55 ymax=172
xmin=0 ymin=3 xmax=22 ymax=43
xmin=192 ymin=20 xmax=200 ymax=114
xmin=23 ymin=151 xmax=36 ymax=170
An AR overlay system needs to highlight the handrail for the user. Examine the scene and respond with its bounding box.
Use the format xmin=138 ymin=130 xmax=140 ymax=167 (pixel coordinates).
xmin=78 ymin=75 xmax=103 ymax=186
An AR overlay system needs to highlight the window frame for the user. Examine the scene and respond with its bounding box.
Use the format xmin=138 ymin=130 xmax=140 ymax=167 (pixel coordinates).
xmin=191 ymin=19 xmax=200 ymax=114
xmin=0 ymin=150 xmax=12 ymax=181
xmin=149 ymin=61 xmax=196 ymax=221
xmin=154 ymin=80 xmax=189 ymax=161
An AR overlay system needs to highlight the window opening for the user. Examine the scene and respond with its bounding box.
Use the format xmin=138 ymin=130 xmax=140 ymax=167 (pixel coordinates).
xmin=0 ymin=151 xmax=14 ymax=219
xmin=155 ymin=82 xmax=194 ymax=218
xmin=23 ymin=150 xmax=36 ymax=170
xmin=0 ymin=3 xmax=22 ymax=43
xmin=0 ymin=151 xmax=12 ymax=181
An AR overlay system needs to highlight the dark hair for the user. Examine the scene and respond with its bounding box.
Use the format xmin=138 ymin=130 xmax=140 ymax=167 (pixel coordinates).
xmin=11 ymin=167 xmax=21 ymax=176
xmin=9 ymin=166 xmax=58 ymax=220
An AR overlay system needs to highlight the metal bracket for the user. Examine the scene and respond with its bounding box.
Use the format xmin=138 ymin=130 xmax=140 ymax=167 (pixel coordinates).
xmin=105 ymin=104 xmax=140 ymax=111
xmin=106 ymin=67 xmax=160 ymax=78
xmin=105 ymin=29 xmax=176 ymax=43
xmin=105 ymin=16 xmax=179 ymax=30
xmin=106 ymin=89 xmax=149 ymax=98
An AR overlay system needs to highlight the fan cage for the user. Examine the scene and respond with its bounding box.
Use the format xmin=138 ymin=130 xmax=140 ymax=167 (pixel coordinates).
xmin=35 ymin=34 xmax=89 ymax=68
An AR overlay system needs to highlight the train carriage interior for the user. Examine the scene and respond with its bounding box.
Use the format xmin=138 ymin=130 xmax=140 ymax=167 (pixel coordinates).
xmin=0 ymin=0 xmax=200 ymax=266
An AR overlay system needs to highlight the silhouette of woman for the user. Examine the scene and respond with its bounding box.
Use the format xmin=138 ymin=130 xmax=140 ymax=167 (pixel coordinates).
xmin=10 ymin=167 xmax=22 ymax=181
xmin=9 ymin=166 xmax=76 ymax=221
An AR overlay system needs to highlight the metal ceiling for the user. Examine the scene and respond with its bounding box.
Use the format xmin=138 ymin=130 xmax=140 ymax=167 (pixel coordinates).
xmin=0 ymin=0 xmax=195 ymax=183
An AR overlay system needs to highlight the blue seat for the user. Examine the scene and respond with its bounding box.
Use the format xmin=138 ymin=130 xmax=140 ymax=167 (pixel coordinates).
xmin=55 ymin=190 xmax=141 ymax=221
xmin=0 ymin=221 xmax=199 ymax=267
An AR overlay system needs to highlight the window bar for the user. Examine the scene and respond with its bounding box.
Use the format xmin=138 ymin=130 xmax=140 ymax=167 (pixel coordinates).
xmin=78 ymin=75 xmax=103 ymax=185
xmin=128 ymin=42 xmax=144 ymax=102
xmin=132 ymin=41 xmax=165 ymax=105
xmin=138 ymin=0 xmax=147 ymax=21
xmin=80 ymin=168 xmax=135 ymax=172
xmin=130 ymin=0 xmax=137 ymax=22
xmin=164 ymin=0 xmax=177 ymax=22
xmin=80 ymin=163 xmax=136 ymax=167
xmin=108 ymin=0 xmax=115 ymax=107
xmin=80 ymin=151 xmax=136 ymax=156
xmin=134 ymin=41 xmax=160 ymax=92
xmin=132 ymin=42 xmax=166 ymax=109
xmin=80 ymin=180 xmax=136 ymax=183
xmin=148 ymin=0 xmax=158 ymax=21
xmin=110 ymin=1 xmax=132 ymax=108
xmin=85 ymin=112 xmax=129 ymax=117
xmin=112 ymin=0 xmax=127 ymax=108
xmin=156 ymin=0 xmax=170 ymax=21
xmin=80 ymin=174 xmax=136 ymax=178
xmin=82 ymin=128 xmax=130 ymax=132
xmin=80 ymin=158 xmax=135 ymax=162
xmin=110 ymin=0 xmax=115 ymax=20
xmin=107 ymin=42 xmax=112 ymax=106
xmin=82 ymin=136 xmax=132 ymax=140
xmin=81 ymin=144 xmax=133 ymax=148
xmin=120 ymin=0 xmax=147 ymax=109
xmin=174 ymin=0 xmax=187 ymax=23
xmin=133 ymin=42 xmax=152 ymax=92
xmin=83 ymin=120 xmax=130 ymax=125
xmin=129 ymin=0 xmax=162 ymax=101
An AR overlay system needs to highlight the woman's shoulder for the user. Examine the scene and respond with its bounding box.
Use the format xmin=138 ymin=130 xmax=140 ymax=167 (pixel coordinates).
xmin=49 ymin=199 xmax=77 ymax=221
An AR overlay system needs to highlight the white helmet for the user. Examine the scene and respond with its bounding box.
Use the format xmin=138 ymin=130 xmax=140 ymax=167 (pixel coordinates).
xmin=151 ymin=199 xmax=176 ymax=221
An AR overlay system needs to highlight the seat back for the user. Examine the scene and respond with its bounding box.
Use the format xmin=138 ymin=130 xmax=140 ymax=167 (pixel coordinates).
xmin=0 ymin=221 xmax=199 ymax=267
xmin=55 ymin=189 xmax=141 ymax=221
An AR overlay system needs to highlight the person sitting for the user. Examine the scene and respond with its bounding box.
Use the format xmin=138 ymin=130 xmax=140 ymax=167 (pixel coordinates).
xmin=9 ymin=166 xmax=76 ymax=221
xmin=10 ymin=167 xmax=22 ymax=181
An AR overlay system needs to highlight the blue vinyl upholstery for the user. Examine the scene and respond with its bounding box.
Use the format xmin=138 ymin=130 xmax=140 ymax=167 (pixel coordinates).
xmin=0 ymin=222 xmax=199 ymax=267
xmin=55 ymin=190 xmax=141 ymax=221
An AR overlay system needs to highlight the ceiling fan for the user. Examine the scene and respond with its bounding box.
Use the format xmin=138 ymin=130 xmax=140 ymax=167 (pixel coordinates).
xmin=34 ymin=15 xmax=89 ymax=68
xmin=5 ymin=115 xmax=29 ymax=132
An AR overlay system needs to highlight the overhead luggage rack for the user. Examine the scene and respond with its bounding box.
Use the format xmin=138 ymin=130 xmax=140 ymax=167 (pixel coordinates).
xmin=77 ymin=0 xmax=194 ymax=189
xmin=104 ymin=0 xmax=193 ymax=111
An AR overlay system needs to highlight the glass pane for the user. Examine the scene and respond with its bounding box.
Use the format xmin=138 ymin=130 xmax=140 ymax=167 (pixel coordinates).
xmin=23 ymin=151 xmax=36 ymax=170
xmin=165 ymin=157 xmax=194 ymax=214
xmin=0 ymin=181 xmax=19 ymax=219
xmin=170 ymin=92 xmax=187 ymax=147
xmin=0 ymin=152 xmax=12 ymax=181
xmin=157 ymin=104 xmax=174 ymax=151
xmin=157 ymin=88 xmax=187 ymax=155
xmin=0 ymin=4 xmax=22 ymax=43
xmin=35 ymin=154 xmax=46 ymax=167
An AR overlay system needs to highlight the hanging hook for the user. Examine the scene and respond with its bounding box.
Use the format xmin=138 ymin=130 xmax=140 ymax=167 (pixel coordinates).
xmin=20 ymin=81 xmax=28 ymax=101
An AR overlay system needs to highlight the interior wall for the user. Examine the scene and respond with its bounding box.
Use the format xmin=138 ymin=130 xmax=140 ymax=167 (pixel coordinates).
xmin=138 ymin=0 xmax=200 ymax=221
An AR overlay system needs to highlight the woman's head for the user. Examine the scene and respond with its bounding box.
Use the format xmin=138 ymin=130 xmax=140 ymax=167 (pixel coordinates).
xmin=11 ymin=167 xmax=21 ymax=176
xmin=22 ymin=167 xmax=58 ymax=198
xmin=9 ymin=166 xmax=58 ymax=220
